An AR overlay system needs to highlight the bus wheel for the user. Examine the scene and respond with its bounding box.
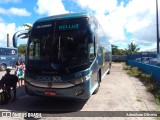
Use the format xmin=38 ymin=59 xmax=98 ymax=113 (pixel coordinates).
xmin=107 ymin=69 xmax=110 ymax=74
xmin=93 ymin=73 xmax=100 ymax=94
xmin=107 ymin=63 xmax=111 ymax=74
xmin=0 ymin=64 xmax=7 ymax=71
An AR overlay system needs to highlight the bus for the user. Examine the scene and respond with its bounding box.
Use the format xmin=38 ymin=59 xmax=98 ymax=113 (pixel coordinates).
xmin=13 ymin=13 xmax=112 ymax=100
xmin=0 ymin=47 xmax=18 ymax=71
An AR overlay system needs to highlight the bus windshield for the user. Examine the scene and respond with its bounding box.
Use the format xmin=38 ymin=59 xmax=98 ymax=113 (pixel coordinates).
xmin=28 ymin=18 xmax=89 ymax=70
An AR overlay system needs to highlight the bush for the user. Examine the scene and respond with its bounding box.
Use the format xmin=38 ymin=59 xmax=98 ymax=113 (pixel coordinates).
xmin=127 ymin=67 xmax=141 ymax=77
xmin=155 ymin=95 xmax=160 ymax=105
xmin=123 ymin=65 xmax=132 ymax=70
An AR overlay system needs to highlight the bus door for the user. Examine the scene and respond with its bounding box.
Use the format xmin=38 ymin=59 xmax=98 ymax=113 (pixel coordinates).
xmin=89 ymin=38 xmax=99 ymax=92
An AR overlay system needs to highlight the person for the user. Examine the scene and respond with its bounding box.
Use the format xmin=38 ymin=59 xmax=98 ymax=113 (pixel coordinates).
xmin=0 ymin=69 xmax=18 ymax=101
xmin=15 ymin=61 xmax=21 ymax=76
xmin=19 ymin=63 xmax=25 ymax=86
xmin=15 ymin=61 xmax=24 ymax=87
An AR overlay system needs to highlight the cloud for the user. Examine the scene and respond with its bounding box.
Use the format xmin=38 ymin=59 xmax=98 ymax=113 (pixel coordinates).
xmin=0 ymin=22 xmax=30 ymax=47
xmin=0 ymin=0 xmax=21 ymax=4
xmin=0 ymin=17 xmax=4 ymax=22
xmin=124 ymin=0 xmax=156 ymax=49
xmin=73 ymin=0 xmax=157 ymax=50
xmin=0 ymin=7 xmax=31 ymax=16
xmin=0 ymin=23 xmax=16 ymax=47
xmin=35 ymin=0 xmax=69 ymax=16
xmin=76 ymin=0 xmax=117 ymax=13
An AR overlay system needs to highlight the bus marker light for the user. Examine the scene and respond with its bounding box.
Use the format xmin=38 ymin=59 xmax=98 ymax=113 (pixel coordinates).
xmin=75 ymin=89 xmax=84 ymax=96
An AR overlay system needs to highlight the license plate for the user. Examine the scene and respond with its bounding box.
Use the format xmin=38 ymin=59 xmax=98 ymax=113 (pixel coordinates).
xmin=45 ymin=91 xmax=56 ymax=96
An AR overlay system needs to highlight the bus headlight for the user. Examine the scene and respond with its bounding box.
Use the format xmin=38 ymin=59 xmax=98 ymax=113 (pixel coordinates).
xmin=70 ymin=73 xmax=91 ymax=85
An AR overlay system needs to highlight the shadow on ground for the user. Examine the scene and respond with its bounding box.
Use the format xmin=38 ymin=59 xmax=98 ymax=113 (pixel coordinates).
xmin=0 ymin=86 xmax=87 ymax=113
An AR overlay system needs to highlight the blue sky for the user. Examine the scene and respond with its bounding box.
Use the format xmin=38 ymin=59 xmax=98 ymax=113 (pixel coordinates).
xmin=0 ymin=0 xmax=159 ymax=51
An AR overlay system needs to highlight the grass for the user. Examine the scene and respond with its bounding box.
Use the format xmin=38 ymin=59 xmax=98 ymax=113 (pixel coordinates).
xmin=123 ymin=63 xmax=160 ymax=105
xmin=123 ymin=63 xmax=131 ymax=70
xmin=156 ymin=118 xmax=160 ymax=120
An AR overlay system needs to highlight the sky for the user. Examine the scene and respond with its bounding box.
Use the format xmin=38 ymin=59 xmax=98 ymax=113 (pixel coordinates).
xmin=0 ymin=0 xmax=159 ymax=51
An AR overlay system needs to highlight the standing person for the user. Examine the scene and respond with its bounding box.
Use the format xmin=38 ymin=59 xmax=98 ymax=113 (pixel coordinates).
xmin=20 ymin=63 xmax=25 ymax=86
xmin=15 ymin=61 xmax=23 ymax=87
xmin=15 ymin=61 xmax=21 ymax=76
xmin=0 ymin=69 xmax=18 ymax=101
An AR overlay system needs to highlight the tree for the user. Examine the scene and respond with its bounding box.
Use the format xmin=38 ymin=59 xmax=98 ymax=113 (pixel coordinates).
xmin=125 ymin=42 xmax=140 ymax=54
xmin=18 ymin=44 xmax=27 ymax=57
xmin=23 ymin=24 xmax=32 ymax=30
xmin=112 ymin=45 xmax=126 ymax=55
xmin=21 ymin=24 xmax=32 ymax=39
xmin=112 ymin=45 xmax=119 ymax=55
xmin=17 ymin=24 xmax=31 ymax=56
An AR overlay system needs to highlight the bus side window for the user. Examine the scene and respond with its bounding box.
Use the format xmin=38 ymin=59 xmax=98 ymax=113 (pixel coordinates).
xmin=89 ymin=43 xmax=94 ymax=60
xmin=29 ymin=42 xmax=34 ymax=59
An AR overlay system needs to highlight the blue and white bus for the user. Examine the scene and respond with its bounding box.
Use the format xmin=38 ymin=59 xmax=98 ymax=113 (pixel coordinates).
xmin=0 ymin=47 xmax=18 ymax=71
xmin=13 ymin=13 xmax=112 ymax=100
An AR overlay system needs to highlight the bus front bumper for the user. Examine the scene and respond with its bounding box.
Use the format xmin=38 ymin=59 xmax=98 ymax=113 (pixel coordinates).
xmin=25 ymin=80 xmax=91 ymax=100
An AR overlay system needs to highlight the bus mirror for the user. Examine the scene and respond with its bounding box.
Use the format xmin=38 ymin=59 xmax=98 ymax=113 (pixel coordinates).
xmin=13 ymin=30 xmax=29 ymax=48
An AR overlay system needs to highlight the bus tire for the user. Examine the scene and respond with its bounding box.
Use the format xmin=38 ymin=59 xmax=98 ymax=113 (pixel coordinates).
xmin=107 ymin=69 xmax=110 ymax=74
xmin=93 ymin=72 xmax=101 ymax=94
xmin=0 ymin=64 xmax=7 ymax=71
xmin=107 ymin=63 xmax=111 ymax=74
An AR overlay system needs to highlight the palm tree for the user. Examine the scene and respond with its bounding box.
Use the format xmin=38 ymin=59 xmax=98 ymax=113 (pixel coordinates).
xmin=125 ymin=42 xmax=140 ymax=54
xmin=21 ymin=24 xmax=32 ymax=39
xmin=23 ymin=23 xmax=32 ymax=30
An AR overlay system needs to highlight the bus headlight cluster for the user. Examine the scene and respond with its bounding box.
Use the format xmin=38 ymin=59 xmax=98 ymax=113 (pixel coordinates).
xmin=70 ymin=73 xmax=91 ymax=85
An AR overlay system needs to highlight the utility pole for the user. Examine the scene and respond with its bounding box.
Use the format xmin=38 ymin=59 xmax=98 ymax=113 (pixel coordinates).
xmin=156 ymin=0 xmax=160 ymax=54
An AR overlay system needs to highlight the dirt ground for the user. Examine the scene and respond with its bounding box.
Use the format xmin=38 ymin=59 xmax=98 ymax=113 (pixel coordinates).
xmin=1 ymin=63 xmax=160 ymax=120
xmin=36 ymin=63 xmax=160 ymax=120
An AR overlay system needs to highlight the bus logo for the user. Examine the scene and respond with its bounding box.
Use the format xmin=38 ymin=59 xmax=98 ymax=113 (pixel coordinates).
xmin=11 ymin=50 xmax=15 ymax=54
xmin=47 ymin=82 xmax=52 ymax=88
xmin=58 ymin=24 xmax=79 ymax=30
xmin=52 ymin=76 xmax=62 ymax=82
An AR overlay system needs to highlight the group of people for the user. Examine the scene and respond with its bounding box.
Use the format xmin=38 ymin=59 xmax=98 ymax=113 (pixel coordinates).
xmin=0 ymin=61 xmax=25 ymax=102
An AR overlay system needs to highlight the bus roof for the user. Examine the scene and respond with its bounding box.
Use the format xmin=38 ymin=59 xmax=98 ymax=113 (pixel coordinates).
xmin=36 ymin=12 xmax=93 ymax=22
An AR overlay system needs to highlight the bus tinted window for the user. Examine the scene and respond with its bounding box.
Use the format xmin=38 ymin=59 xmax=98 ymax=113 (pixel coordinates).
xmin=31 ymin=21 xmax=53 ymax=37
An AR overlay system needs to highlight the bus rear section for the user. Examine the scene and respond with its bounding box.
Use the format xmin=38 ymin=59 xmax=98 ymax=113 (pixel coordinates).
xmin=13 ymin=13 xmax=112 ymax=100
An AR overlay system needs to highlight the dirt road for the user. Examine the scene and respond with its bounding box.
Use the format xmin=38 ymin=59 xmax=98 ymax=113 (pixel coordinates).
xmin=82 ymin=63 xmax=159 ymax=111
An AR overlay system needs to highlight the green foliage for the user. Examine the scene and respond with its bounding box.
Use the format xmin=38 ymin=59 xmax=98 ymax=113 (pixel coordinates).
xmin=23 ymin=24 xmax=32 ymax=30
xmin=112 ymin=42 xmax=140 ymax=55
xmin=127 ymin=67 xmax=140 ymax=77
xmin=125 ymin=42 xmax=140 ymax=54
xmin=123 ymin=65 xmax=131 ymax=70
xmin=112 ymin=44 xmax=126 ymax=55
xmin=21 ymin=24 xmax=32 ymax=39
xmin=155 ymin=94 xmax=160 ymax=106
xmin=18 ymin=44 xmax=27 ymax=56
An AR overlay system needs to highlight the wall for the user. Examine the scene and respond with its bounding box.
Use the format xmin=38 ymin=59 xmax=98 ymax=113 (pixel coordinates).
xmin=127 ymin=60 xmax=160 ymax=83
